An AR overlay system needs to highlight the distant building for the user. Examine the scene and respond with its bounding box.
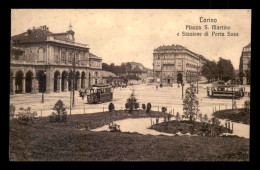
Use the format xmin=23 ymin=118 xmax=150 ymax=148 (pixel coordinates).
xmin=122 ymin=62 xmax=152 ymax=83
xmin=10 ymin=24 xmax=102 ymax=94
xmin=101 ymin=71 xmax=118 ymax=86
xmin=239 ymin=43 xmax=251 ymax=85
xmin=153 ymin=44 xmax=207 ymax=85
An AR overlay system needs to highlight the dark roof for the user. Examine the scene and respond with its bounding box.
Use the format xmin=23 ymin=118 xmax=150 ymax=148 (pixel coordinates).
xmin=102 ymin=71 xmax=117 ymax=78
xmin=154 ymin=44 xmax=187 ymax=51
xmin=11 ymin=29 xmax=53 ymax=43
xmin=154 ymin=44 xmax=201 ymax=58
xmin=89 ymin=53 xmax=102 ymax=60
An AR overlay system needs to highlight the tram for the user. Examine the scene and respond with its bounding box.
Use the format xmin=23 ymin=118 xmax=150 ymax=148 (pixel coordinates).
xmin=207 ymin=84 xmax=245 ymax=99
xmin=80 ymin=84 xmax=113 ymax=104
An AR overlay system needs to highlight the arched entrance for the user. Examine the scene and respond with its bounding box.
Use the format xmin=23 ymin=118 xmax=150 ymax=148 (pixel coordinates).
xmin=68 ymin=71 xmax=73 ymax=91
xmin=61 ymin=71 xmax=68 ymax=92
xmin=89 ymin=72 xmax=91 ymax=88
xmin=25 ymin=71 xmax=33 ymax=93
xmin=37 ymin=70 xmax=46 ymax=93
xmin=15 ymin=71 xmax=23 ymax=94
xmin=81 ymin=72 xmax=85 ymax=89
xmin=75 ymin=71 xmax=80 ymax=90
xmin=54 ymin=71 xmax=60 ymax=92
xmin=177 ymin=73 xmax=183 ymax=84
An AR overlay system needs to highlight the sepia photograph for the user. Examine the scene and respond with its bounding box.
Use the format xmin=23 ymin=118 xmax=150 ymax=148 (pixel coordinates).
xmin=9 ymin=9 xmax=251 ymax=161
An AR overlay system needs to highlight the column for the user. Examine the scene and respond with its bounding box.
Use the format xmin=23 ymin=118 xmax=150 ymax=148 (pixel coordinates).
xmin=64 ymin=76 xmax=68 ymax=92
xmin=31 ymin=76 xmax=35 ymax=94
xmin=57 ymin=76 xmax=61 ymax=93
xmin=78 ymin=76 xmax=81 ymax=91
xmin=82 ymin=77 xmax=85 ymax=89
xmin=22 ymin=76 xmax=26 ymax=94
xmin=34 ymin=77 xmax=39 ymax=93
xmin=11 ymin=76 xmax=16 ymax=95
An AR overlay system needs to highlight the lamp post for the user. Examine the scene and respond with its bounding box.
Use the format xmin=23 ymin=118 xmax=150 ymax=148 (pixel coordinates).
xmin=68 ymin=53 xmax=88 ymax=108
xmin=41 ymin=71 xmax=46 ymax=103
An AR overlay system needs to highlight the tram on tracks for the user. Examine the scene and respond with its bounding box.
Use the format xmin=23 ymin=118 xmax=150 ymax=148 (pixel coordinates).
xmin=207 ymin=84 xmax=245 ymax=99
xmin=79 ymin=84 xmax=113 ymax=104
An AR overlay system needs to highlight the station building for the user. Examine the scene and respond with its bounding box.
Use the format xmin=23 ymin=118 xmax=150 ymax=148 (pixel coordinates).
xmin=153 ymin=44 xmax=207 ymax=84
xmin=10 ymin=25 xmax=102 ymax=95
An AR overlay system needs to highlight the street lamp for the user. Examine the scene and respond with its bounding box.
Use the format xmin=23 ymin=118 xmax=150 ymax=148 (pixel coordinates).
xmin=67 ymin=53 xmax=88 ymax=108
xmin=41 ymin=71 xmax=46 ymax=103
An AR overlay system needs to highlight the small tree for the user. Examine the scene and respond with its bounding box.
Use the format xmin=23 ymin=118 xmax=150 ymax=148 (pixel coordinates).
xmin=161 ymin=107 xmax=167 ymax=114
xmin=142 ymin=104 xmax=146 ymax=111
xmin=125 ymin=92 xmax=139 ymax=113
xmin=50 ymin=100 xmax=67 ymax=122
xmin=182 ymin=83 xmax=200 ymax=123
xmin=109 ymin=103 xmax=115 ymax=112
xmin=16 ymin=107 xmax=37 ymax=125
xmin=146 ymin=102 xmax=152 ymax=113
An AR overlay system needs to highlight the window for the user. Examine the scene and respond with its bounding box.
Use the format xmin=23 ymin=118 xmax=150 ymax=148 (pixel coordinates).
xmin=38 ymin=48 xmax=44 ymax=61
xmin=95 ymin=79 xmax=98 ymax=84
xmin=75 ymin=53 xmax=79 ymax=63
xmin=61 ymin=52 xmax=66 ymax=62
xmin=95 ymin=72 xmax=98 ymax=76
xmin=68 ymin=52 xmax=73 ymax=62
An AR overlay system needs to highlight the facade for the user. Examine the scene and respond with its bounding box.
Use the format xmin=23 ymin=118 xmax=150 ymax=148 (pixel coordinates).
xmin=10 ymin=25 xmax=102 ymax=94
xmin=89 ymin=53 xmax=102 ymax=86
xmin=153 ymin=44 xmax=207 ymax=84
xmin=239 ymin=43 xmax=251 ymax=85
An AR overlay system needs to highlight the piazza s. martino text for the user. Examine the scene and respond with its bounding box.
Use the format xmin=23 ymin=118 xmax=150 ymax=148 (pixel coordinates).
xmin=183 ymin=17 xmax=239 ymax=36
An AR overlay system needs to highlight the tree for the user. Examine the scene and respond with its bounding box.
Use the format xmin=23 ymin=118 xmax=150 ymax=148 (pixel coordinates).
xmin=201 ymin=60 xmax=218 ymax=82
xmin=182 ymin=83 xmax=200 ymax=123
xmin=125 ymin=92 xmax=139 ymax=113
xmin=50 ymin=100 xmax=67 ymax=122
xmin=142 ymin=104 xmax=146 ymax=110
xmin=146 ymin=102 xmax=152 ymax=113
xmin=239 ymin=71 xmax=245 ymax=85
xmin=217 ymin=57 xmax=235 ymax=82
xmin=108 ymin=103 xmax=115 ymax=112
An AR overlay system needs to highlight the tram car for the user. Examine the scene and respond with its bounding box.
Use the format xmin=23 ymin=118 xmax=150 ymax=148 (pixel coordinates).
xmin=207 ymin=85 xmax=245 ymax=99
xmin=82 ymin=84 xmax=113 ymax=104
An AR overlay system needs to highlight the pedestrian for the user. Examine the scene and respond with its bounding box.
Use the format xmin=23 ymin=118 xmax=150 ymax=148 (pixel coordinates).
xmin=156 ymin=85 xmax=158 ymax=90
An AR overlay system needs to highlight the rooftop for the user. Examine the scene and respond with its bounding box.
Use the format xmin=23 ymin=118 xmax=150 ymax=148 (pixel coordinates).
xmin=89 ymin=53 xmax=102 ymax=60
xmin=101 ymin=71 xmax=117 ymax=78
xmin=11 ymin=25 xmax=89 ymax=49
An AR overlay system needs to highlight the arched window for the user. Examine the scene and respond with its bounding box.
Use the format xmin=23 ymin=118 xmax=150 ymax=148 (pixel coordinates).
xmin=38 ymin=48 xmax=44 ymax=61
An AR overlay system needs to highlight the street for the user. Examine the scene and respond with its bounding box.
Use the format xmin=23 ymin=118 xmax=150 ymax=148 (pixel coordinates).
xmin=10 ymin=83 xmax=250 ymax=118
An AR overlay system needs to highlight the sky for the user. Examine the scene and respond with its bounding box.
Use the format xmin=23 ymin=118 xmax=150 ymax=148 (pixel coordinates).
xmin=11 ymin=9 xmax=251 ymax=69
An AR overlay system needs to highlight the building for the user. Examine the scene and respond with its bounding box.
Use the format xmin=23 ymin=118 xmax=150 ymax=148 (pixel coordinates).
xmin=153 ymin=44 xmax=207 ymax=85
xmin=122 ymin=62 xmax=153 ymax=83
xmin=10 ymin=24 xmax=102 ymax=94
xmin=239 ymin=43 xmax=251 ymax=85
xmin=89 ymin=53 xmax=103 ymax=86
xmin=101 ymin=71 xmax=118 ymax=86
